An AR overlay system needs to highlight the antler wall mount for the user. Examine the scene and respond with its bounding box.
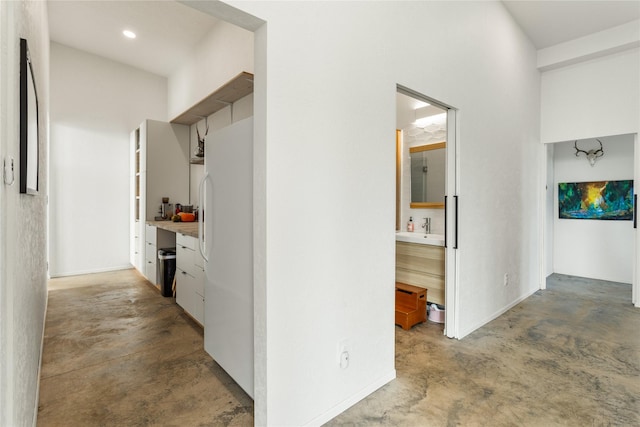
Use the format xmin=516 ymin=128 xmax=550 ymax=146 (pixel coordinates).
xmin=195 ymin=117 xmax=209 ymax=158
xmin=574 ymin=139 xmax=604 ymax=167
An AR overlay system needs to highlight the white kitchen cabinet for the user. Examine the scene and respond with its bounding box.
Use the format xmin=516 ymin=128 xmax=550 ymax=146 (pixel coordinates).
xmin=175 ymin=233 xmax=204 ymax=325
xmin=130 ymin=120 xmax=189 ymax=275
xmin=130 ymin=128 xmax=143 ymax=272
xmin=144 ymin=224 xmax=159 ymax=285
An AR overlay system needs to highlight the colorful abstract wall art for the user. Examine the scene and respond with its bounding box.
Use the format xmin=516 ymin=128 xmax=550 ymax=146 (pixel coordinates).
xmin=558 ymin=180 xmax=634 ymax=220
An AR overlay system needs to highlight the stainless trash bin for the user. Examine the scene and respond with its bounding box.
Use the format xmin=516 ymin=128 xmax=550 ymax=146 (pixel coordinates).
xmin=158 ymin=248 xmax=176 ymax=297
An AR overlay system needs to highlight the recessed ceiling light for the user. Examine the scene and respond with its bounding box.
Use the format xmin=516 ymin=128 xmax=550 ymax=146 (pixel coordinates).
xmin=123 ymin=30 xmax=136 ymax=39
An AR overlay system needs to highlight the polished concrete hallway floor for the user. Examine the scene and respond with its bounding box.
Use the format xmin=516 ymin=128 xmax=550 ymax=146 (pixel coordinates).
xmin=329 ymin=274 xmax=640 ymax=426
xmin=38 ymin=269 xmax=253 ymax=426
xmin=38 ymin=271 xmax=638 ymax=426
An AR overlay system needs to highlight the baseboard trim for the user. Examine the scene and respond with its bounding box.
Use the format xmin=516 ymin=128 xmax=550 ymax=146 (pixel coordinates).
xmin=458 ymin=287 xmax=539 ymax=339
xmin=302 ymin=369 xmax=396 ymax=427
xmin=49 ymin=264 xmax=133 ymax=278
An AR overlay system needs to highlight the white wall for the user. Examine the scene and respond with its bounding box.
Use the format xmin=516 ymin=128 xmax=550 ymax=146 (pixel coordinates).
xmin=541 ymin=47 xmax=640 ymax=143
xmin=167 ymin=19 xmax=253 ymax=121
xmin=49 ymin=43 xmax=168 ymax=277
xmin=539 ymin=22 xmax=639 ymax=287
xmin=553 ymin=135 xmax=634 ymax=283
xmin=0 ymin=1 xmax=49 ymax=425
xmin=537 ymin=20 xmax=640 ymax=72
xmin=191 ymin=1 xmax=541 ymax=425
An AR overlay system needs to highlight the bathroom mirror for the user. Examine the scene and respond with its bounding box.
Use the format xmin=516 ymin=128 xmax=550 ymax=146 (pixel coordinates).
xmin=410 ymin=142 xmax=445 ymax=208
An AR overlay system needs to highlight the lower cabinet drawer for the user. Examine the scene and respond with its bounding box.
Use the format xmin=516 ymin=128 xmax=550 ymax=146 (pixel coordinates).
xmin=145 ymin=242 xmax=157 ymax=263
xmin=176 ymin=268 xmax=204 ymax=325
xmin=194 ymin=266 xmax=204 ymax=297
xmin=177 ymin=233 xmax=196 ymax=250
xmin=145 ymin=224 xmax=157 ymax=245
xmin=176 ymin=244 xmax=194 ymax=272
xmin=145 ymin=258 xmax=157 ymax=285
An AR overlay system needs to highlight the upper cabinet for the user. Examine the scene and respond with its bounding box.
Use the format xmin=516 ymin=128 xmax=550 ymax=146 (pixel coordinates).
xmin=131 ymin=119 xmax=190 ymax=223
xmin=170 ymin=72 xmax=254 ymax=126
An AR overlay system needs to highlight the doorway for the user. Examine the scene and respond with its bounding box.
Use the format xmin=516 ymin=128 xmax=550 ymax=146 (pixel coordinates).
xmin=541 ymin=134 xmax=638 ymax=304
xmin=395 ymin=86 xmax=459 ymax=337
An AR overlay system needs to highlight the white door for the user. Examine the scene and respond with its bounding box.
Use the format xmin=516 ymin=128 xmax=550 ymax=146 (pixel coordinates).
xmin=444 ymin=109 xmax=459 ymax=338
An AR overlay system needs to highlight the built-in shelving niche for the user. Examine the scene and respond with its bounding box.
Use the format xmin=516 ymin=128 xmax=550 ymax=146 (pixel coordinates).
xmin=171 ymin=72 xmax=254 ymax=164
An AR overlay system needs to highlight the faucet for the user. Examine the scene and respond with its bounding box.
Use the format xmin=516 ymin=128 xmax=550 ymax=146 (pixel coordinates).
xmin=422 ymin=217 xmax=431 ymax=234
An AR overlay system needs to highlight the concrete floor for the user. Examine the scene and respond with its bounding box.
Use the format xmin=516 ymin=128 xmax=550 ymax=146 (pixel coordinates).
xmin=329 ymin=274 xmax=640 ymax=426
xmin=38 ymin=269 xmax=253 ymax=426
xmin=38 ymin=271 xmax=639 ymax=426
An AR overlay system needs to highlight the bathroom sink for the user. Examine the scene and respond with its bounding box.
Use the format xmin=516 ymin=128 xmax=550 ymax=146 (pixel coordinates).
xmin=395 ymin=231 xmax=445 ymax=246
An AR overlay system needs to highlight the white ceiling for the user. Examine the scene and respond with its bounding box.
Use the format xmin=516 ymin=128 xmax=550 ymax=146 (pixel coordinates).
xmin=48 ymin=0 xmax=220 ymax=77
xmin=502 ymin=0 xmax=640 ymax=49
xmin=397 ymin=92 xmax=446 ymax=129
xmin=47 ymin=1 xmax=640 ymax=77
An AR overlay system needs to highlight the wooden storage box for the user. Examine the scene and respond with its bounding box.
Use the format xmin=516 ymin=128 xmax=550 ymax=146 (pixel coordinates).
xmin=395 ymin=282 xmax=427 ymax=330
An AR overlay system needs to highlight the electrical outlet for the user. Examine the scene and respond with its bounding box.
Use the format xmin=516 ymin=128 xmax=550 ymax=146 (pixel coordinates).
xmin=338 ymin=339 xmax=350 ymax=369
xmin=340 ymin=350 xmax=350 ymax=369
xmin=504 ymin=273 xmax=509 ymax=286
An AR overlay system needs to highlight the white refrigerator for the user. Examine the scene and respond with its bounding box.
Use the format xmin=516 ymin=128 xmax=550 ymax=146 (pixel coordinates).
xmin=198 ymin=117 xmax=253 ymax=398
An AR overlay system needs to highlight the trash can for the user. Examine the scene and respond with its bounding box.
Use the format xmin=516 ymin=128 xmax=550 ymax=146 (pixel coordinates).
xmin=428 ymin=303 xmax=445 ymax=323
xmin=158 ymin=248 xmax=176 ymax=297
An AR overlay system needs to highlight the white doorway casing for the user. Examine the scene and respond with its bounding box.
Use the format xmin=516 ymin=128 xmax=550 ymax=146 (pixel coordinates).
xmin=551 ymin=135 xmax=635 ymax=284
xmin=635 ymin=133 xmax=639 ymax=307
xmin=445 ymin=108 xmax=459 ymax=338
xmin=543 ymin=134 xmax=639 ymax=304
xmin=396 ymin=86 xmax=459 ymax=338
xmin=540 ymin=143 xmax=555 ymax=288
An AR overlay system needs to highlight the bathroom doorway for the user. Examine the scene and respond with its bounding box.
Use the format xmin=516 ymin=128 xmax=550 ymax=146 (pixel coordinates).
xmin=395 ymin=86 xmax=459 ymax=337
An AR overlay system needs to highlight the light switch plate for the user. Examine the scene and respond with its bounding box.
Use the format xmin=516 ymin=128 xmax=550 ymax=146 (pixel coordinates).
xmin=3 ymin=157 xmax=15 ymax=185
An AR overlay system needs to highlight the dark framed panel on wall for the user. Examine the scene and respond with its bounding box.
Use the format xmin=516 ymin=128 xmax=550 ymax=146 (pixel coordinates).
xmin=558 ymin=180 xmax=634 ymax=220
xmin=20 ymin=37 xmax=39 ymax=195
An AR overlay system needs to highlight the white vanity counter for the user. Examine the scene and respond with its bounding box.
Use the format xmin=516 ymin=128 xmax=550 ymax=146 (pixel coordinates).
xmin=395 ymin=231 xmax=444 ymax=247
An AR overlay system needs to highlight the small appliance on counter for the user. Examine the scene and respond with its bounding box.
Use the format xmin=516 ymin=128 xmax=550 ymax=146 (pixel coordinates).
xmin=155 ymin=197 xmax=174 ymax=220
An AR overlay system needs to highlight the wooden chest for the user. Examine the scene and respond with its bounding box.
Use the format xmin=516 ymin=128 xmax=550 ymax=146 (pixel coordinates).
xmin=395 ymin=282 xmax=427 ymax=330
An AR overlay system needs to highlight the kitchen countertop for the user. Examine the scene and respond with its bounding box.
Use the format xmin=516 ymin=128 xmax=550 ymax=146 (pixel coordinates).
xmin=147 ymin=220 xmax=199 ymax=238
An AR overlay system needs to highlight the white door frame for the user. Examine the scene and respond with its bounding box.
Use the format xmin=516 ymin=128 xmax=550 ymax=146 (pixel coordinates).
xmin=538 ymin=142 xmax=554 ymax=291
xmin=539 ymin=134 xmax=640 ymax=305
xmin=396 ymin=85 xmax=460 ymax=338
xmin=539 ymin=143 xmax=547 ymax=291
xmin=634 ymin=133 xmax=639 ymax=307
